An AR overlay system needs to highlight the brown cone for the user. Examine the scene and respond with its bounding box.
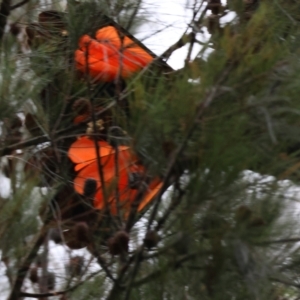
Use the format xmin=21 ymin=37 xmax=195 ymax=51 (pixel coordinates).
xmin=144 ymin=230 xmax=159 ymax=249
xmin=108 ymin=231 xmax=129 ymax=255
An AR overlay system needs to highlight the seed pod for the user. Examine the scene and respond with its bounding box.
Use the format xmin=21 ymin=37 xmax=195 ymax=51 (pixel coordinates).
xmin=10 ymin=23 xmax=21 ymax=36
xmin=64 ymin=222 xmax=91 ymax=249
xmin=144 ymin=230 xmax=159 ymax=249
xmin=29 ymin=267 xmax=39 ymax=283
xmin=74 ymin=222 xmax=91 ymax=244
xmin=83 ymin=179 xmax=97 ymax=199
xmin=108 ymin=231 xmax=129 ymax=255
xmin=235 ymin=205 xmax=252 ymax=223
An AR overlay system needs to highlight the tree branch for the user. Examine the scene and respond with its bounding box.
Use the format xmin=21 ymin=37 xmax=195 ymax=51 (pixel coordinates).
xmin=10 ymin=0 xmax=29 ymax=10
xmin=0 ymin=0 xmax=11 ymax=42
xmin=0 ymin=101 xmax=116 ymax=157
xmin=161 ymin=4 xmax=208 ymax=60
xmin=131 ymin=251 xmax=198 ymax=288
xmin=126 ymin=0 xmax=142 ymax=30
xmin=20 ymin=269 xmax=103 ymax=298
xmin=8 ymin=223 xmax=49 ymax=300
xmin=269 ymin=276 xmax=300 ymax=289
xmin=255 ymin=237 xmax=300 ymax=245
xmin=146 ymin=67 xmax=230 ymax=232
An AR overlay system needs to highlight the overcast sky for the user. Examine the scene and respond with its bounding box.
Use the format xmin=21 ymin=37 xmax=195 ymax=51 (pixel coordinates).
xmin=137 ymin=0 xmax=203 ymax=69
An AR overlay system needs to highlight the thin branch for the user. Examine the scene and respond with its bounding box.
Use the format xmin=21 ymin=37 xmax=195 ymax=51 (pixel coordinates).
xmin=146 ymin=68 xmax=230 ymax=232
xmin=123 ymin=245 xmax=144 ymax=300
xmin=116 ymin=67 xmax=231 ymax=300
xmin=10 ymin=0 xmax=29 ymax=10
xmin=184 ymin=0 xmax=203 ymax=65
xmin=155 ymin=178 xmax=184 ymax=232
xmin=0 ymin=0 xmax=11 ymax=42
xmin=105 ymin=247 xmax=141 ymax=300
xmin=255 ymin=237 xmax=300 ymax=245
xmin=20 ymin=290 xmax=65 ymax=298
xmin=161 ymin=4 xmax=208 ymax=60
xmin=113 ymin=141 xmax=122 ymax=226
xmin=185 ymin=32 xmax=196 ymax=65
xmin=93 ymin=252 xmax=117 ymax=284
xmin=8 ymin=223 xmax=49 ymax=300
xmin=269 ymin=276 xmax=300 ymax=289
xmin=125 ymin=179 xmax=151 ymax=232
xmin=126 ymin=0 xmax=142 ymax=30
xmin=132 ymin=251 xmax=198 ymax=288
xmin=0 ymin=102 xmax=116 ymax=157
xmin=161 ymin=31 xmax=192 ymax=60
xmin=20 ymin=269 xmax=103 ymax=298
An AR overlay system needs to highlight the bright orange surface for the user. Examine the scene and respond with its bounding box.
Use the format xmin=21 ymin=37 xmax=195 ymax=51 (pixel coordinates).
xmin=68 ymin=136 xmax=161 ymax=214
xmin=75 ymin=26 xmax=154 ymax=81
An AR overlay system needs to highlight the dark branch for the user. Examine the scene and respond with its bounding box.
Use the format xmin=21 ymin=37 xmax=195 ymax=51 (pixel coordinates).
xmin=146 ymin=68 xmax=230 ymax=232
xmin=255 ymin=237 xmax=300 ymax=245
xmin=0 ymin=0 xmax=11 ymax=41
xmin=126 ymin=0 xmax=142 ymax=30
xmin=20 ymin=270 xmax=102 ymax=298
xmin=10 ymin=0 xmax=29 ymax=10
xmin=161 ymin=5 xmax=208 ymax=60
xmin=8 ymin=224 xmax=48 ymax=300
xmin=0 ymin=101 xmax=116 ymax=157
xmin=132 ymin=251 xmax=198 ymax=288
xmin=20 ymin=291 xmax=65 ymax=298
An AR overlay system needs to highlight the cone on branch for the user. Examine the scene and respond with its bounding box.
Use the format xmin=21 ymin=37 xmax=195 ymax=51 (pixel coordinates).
xmin=108 ymin=231 xmax=129 ymax=255
xmin=144 ymin=230 xmax=160 ymax=249
xmin=29 ymin=267 xmax=39 ymax=284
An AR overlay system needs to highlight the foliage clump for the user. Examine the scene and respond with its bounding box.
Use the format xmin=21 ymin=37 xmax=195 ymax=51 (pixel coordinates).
xmin=1 ymin=0 xmax=300 ymax=299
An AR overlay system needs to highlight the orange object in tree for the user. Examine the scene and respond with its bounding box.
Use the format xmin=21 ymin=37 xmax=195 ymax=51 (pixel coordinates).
xmin=75 ymin=26 xmax=154 ymax=82
xmin=68 ymin=136 xmax=162 ymax=214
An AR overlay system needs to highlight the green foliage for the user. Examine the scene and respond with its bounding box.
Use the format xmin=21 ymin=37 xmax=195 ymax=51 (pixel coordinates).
xmin=2 ymin=0 xmax=300 ymax=299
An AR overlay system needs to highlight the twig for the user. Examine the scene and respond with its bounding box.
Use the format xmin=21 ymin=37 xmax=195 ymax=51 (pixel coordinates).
xmin=125 ymin=180 xmax=149 ymax=232
xmin=0 ymin=0 xmax=11 ymax=42
xmin=120 ymin=67 xmax=230 ymax=300
xmin=38 ymin=232 xmax=50 ymax=296
xmin=0 ymin=102 xmax=116 ymax=157
xmin=126 ymin=0 xmax=142 ymax=30
xmin=8 ymin=223 xmax=49 ymax=300
xmin=161 ymin=31 xmax=192 ymax=60
xmin=113 ymin=141 xmax=122 ymax=227
xmin=269 ymin=276 xmax=300 ymax=289
xmin=161 ymin=3 xmax=208 ymax=60
xmin=155 ymin=178 xmax=185 ymax=232
xmin=146 ymin=70 xmax=228 ymax=232
xmin=255 ymin=237 xmax=300 ymax=245
xmin=184 ymin=0 xmax=204 ymax=65
xmin=105 ymin=247 xmax=140 ymax=300
xmin=20 ymin=269 xmax=103 ymax=298
xmin=83 ymin=43 xmax=112 ymax=218
xmin=132 ymin=251 xmax=198 ymax=288
xmin=94 ymin=252 xmax=117 ymax=284
xmin=10 ymin=0 xmax=29 ymax=10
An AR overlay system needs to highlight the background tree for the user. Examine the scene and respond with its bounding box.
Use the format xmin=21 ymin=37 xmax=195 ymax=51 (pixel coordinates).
xmin=1 ymin=0 xmax=300 ymax=299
